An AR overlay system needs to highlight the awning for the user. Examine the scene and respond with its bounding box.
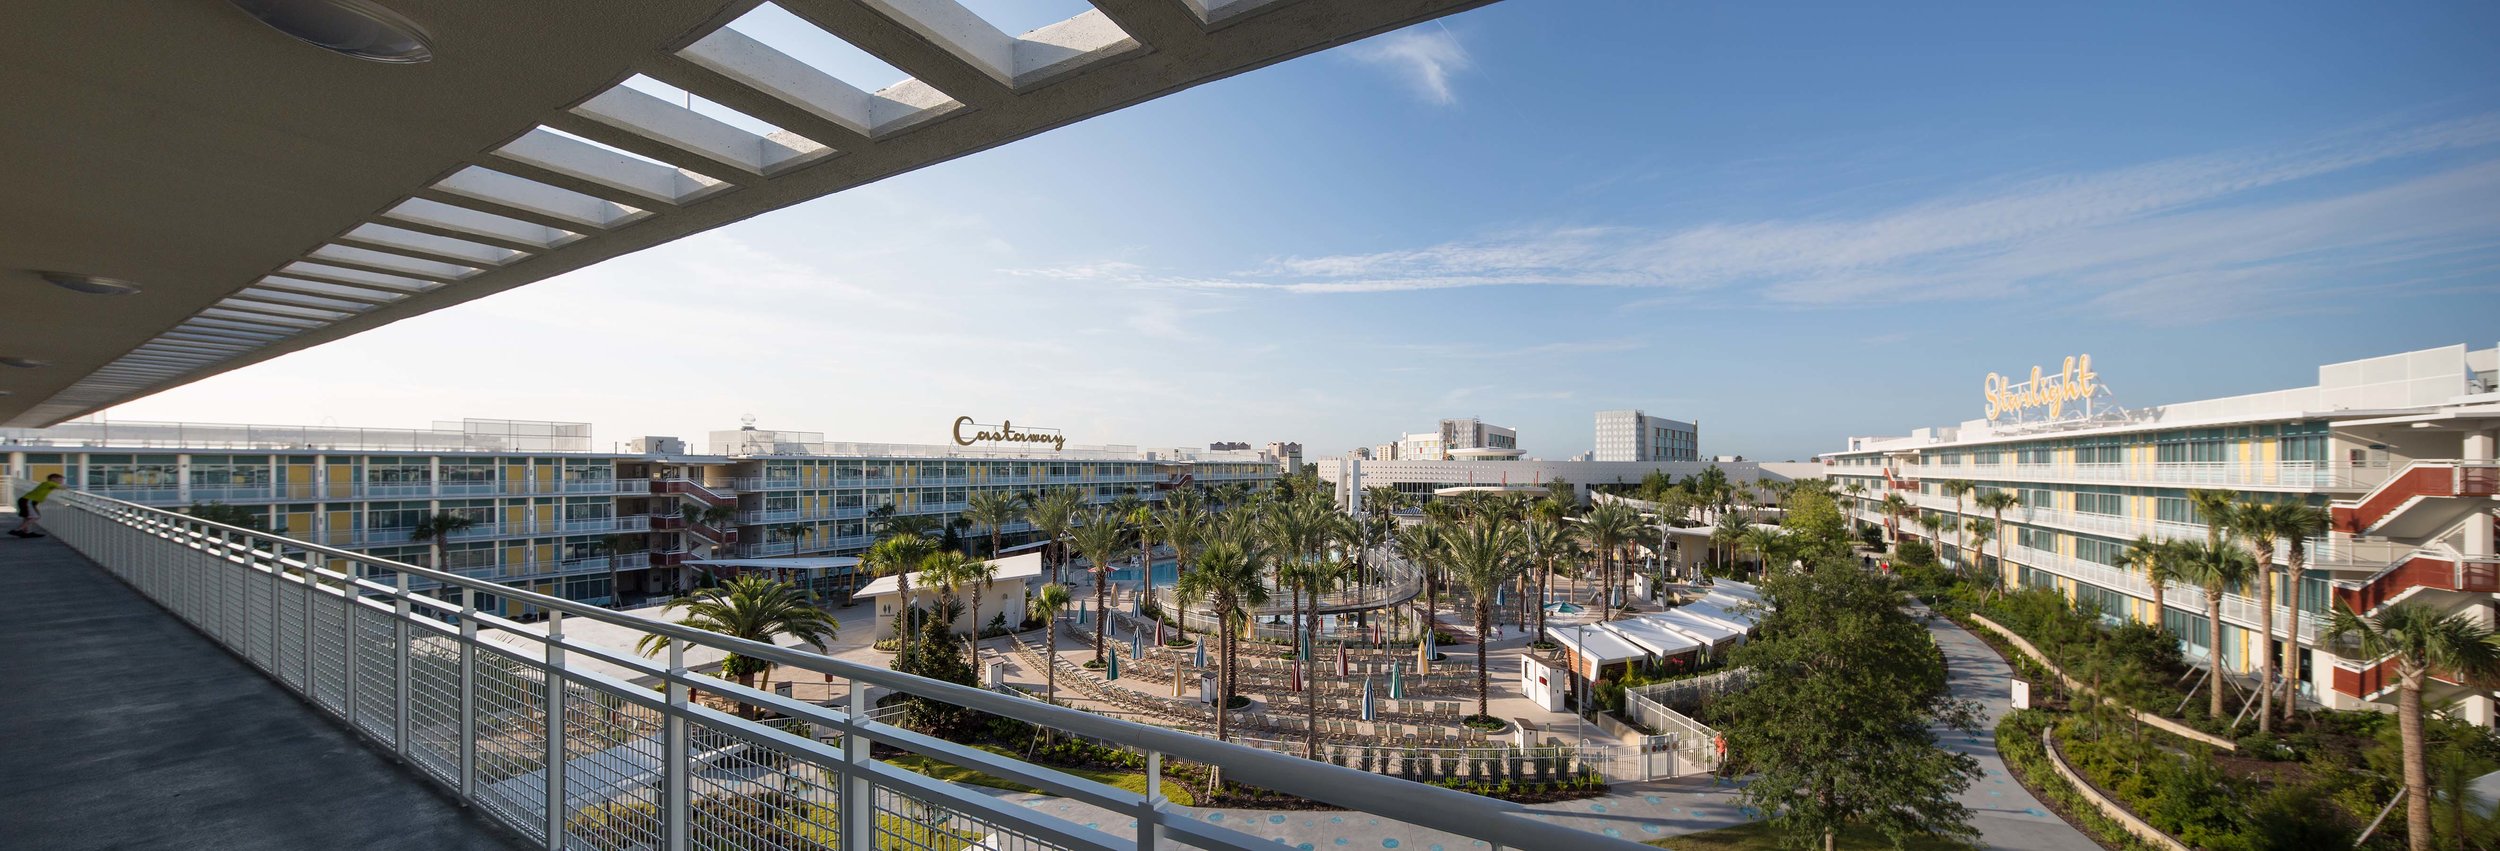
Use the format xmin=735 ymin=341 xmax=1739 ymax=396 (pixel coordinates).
xmin=1600 ymin=617 xmax=1703 ymax=657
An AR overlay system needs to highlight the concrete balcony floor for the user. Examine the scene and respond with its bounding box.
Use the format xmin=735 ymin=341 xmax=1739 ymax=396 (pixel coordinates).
xmin=0 ymin=535 xmax=522 ymax=850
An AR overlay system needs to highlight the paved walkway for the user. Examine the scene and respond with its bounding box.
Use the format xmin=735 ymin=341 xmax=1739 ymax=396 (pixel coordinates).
xmin=1922 ymin=609 xmax=2104 ymax=851
xmin=0 ymin=535 xmax=524 ymax=850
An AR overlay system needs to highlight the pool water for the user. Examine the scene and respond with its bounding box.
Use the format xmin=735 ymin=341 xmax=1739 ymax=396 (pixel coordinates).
xmin=1100 ymin=558 xmax=1181 ymax=587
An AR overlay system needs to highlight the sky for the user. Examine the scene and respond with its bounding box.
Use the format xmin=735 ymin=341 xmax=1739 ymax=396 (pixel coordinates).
xmin=104 ymin=0 xmax=2500 ymax=461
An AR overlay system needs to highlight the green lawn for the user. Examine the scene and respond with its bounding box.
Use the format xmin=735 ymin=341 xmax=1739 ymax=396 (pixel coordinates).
xmin=1648 ymin=821 xmax=1969 ymax=851
xmin=883 ymin=744 xmax=1198 ymax=807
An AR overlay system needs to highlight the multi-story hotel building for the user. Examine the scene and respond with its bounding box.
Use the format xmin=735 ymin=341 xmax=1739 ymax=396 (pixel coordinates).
xmin=2 ymin=418 xmax=1274 ymax=619
xmin=1384 ymin=417 xmax=1522 ymax=461
xmin=1823 ymin=344 xmax=2500 ymax=722
xmin=1594 ymin=410 xmax=1700 ymax=462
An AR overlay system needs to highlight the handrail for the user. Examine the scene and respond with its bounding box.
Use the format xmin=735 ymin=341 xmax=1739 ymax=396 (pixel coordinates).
xmin=42 ymin=487 xmax=1647 ymax=851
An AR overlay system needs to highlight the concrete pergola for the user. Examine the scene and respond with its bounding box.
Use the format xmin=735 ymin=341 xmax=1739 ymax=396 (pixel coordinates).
xmin=0 ymin=0 xmax=1492 ymax=426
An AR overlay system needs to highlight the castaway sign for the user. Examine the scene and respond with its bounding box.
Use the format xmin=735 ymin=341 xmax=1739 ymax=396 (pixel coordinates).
xmin=1984 ymin=355 xmax=2102 ymax=422
xmin=953 ymin=417 xmax=1067 ymax=451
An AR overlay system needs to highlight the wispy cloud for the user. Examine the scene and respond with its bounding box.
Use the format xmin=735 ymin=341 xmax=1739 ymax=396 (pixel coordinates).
xmin=1349 ymin=27 xmax=1472 ymax=105
xmin=1006 ymin=114 xmax=2500 ymax=322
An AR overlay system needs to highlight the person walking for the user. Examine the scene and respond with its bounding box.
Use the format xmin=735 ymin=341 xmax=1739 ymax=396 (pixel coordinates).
xmin=13 ymin=473 xmax=64 ymax=538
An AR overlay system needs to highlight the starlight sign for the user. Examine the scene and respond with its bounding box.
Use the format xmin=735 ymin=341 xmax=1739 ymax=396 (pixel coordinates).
xmin=952 ymin=416 xmax=1067 ymax=451
xmin=1983 ymin=355 xmax=2107 ymax=423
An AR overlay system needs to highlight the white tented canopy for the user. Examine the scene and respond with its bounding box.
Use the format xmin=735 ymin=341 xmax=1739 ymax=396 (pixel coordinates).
xmin=1549 ymin=624 xmax=1647 ymax=674
xmin=1653 ymin=607 xmax=1746 ymax=646
xmin=1601 ymin=616 xmax=1703 ymax=658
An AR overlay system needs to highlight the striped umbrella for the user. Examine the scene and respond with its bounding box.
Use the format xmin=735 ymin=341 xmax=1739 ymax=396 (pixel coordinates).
xmin=1388 ymin=662 xmax=1404 ymax=700
xmin=1290 ymin=660 xmax=1303 ymax=693
xmin=1361 ymin=677 xmax=1376 ymax=722
xmin=1336 ymin=643 xmax=1349 ymax=678
xmin=1131 ymin=629 xmax=1143 ymax=660
xmin=1104 ymin=650 xmax=1120 ymax=681
xmin=1418 ymin=628 xmax=1434 ymax=674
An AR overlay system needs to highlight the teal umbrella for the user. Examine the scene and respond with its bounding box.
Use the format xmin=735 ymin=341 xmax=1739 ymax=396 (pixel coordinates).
xmin=1388 ymin=662 xmax=1404 ymax=700
xmin=1361 ymin=677 xmax=1376 ymax=721
xmin=1105 ymin=650 xmax=1120 ymax=681
xmin=1131 ymin=629 xmax=1143 ymax=660
xmin=1194 ymin=640 xmax=1206 ymax=669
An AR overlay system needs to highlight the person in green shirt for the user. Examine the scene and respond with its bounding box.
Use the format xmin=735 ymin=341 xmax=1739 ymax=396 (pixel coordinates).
xmin=13 ymin=473 xmax=63 ymax=538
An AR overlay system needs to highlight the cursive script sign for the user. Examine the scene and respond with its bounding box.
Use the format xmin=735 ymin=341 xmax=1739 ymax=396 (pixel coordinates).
xmin=1985 ymin=355 xmax=2101 ymax=422
xmin=953 ymin=416 xmax=1066 ymax=451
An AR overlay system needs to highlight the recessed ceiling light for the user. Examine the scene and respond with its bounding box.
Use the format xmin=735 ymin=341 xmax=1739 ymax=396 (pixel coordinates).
xmin=38 ymin=272 xmax=143 ymax=296
xmin=0 ymin=357 xmax=49 ymax=369
xmin=230 ymin=0 xmax=434 ymax=64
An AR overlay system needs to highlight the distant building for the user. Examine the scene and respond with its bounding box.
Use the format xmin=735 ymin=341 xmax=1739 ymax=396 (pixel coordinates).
xmin=1209 ymin=441 xmax=1252 ymax=451
xmin=1594 ymin=410 xmax=1698 ymax=462
xmin=1393 ymin=417 xmax=1522 ymax=461
xmin=1264 ymin=441 xmax=1304 ymax=471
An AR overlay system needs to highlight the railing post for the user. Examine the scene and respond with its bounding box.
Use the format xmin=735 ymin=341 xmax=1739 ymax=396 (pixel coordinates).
xmin=343 ymin=560 xmax=361 ymax=729
xmin=302 ymin=550 xmax=319 ymax=703
xmin=663 ymin=644 xmax=690 ymax=851
xmin=544 ymin=609 xmax=568 ymax=850
xmin=843 ymin=685 xmax=872 ymax=851
xmin=1136 ymin=749 xmax=1165 ymax=851
xmin=394 ymin=570 xmax=413 ymax=758
xmin=268 ymin=536 xmax=283 ymax=678
xmin=459 ymin=586 xmax=478 ymax=803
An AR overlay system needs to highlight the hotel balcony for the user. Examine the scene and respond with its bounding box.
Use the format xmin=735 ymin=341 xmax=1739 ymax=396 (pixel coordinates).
xmin=88 ymin=478 xmax=643 ymax=505
xmin=4 ymin=491 xmax=1636 ymax=851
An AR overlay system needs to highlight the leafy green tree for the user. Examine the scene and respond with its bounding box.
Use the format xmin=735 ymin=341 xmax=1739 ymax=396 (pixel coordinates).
xmin=1716 ymin=560 xmax=1982 ymax=851
xmin=864 ymin=534 xmax=936 ymax=656
xmin=634 ymin=576 xmax=837 ymax=720
xmin=1778 ymin=488 xmax=1851 ymax=563
xmin=2177 ymin=538 xmax=2256 ymax=719
xmin=2326 ymin=601 xmax=2500 ymax=851
xmin=1582 ymin=501 xmax=1641 ymax=618
xmin=1025 ymin=488 xmax=1083 ymax=584
xmin=1028 ymin=583 xmax=1073 ymax=705
xmin=1445 ymin=515 xmax=1526 ymax=723
xmin=962 ymin=489 xmax=1023 ymax=557
xmin=1195 ymin=538 xmax=1271 ymax=750
xmin=1975 ymin=490 xmax=2019 ymax=589
xmin=1070 ymin=510 xmax=1128 ymax=664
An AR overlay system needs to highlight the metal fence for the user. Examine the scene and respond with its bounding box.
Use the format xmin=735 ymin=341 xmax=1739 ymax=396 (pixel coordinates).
xmin=43 ymin=488 xmax=1649 ymax=851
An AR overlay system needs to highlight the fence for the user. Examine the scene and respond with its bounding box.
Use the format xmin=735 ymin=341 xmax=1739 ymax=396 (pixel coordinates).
xmin=39 ymin=487 xmax=1651 ymax=851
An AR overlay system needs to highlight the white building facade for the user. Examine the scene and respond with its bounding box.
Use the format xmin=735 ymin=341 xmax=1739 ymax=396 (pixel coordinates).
xmin=1822 ymin=344 xmax=2500 ymax=723
xmin=1594 ymin=410 xmax=1700 ymax=462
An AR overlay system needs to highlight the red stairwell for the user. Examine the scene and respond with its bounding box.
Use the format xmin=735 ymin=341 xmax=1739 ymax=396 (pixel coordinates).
xmin=2334 ymin=461 xmax=2500 ymax=534
xmin=2333 ymin=553 xmax=2500 ymax=615
xmin=654 ymin=478 xmax=736 ymax=508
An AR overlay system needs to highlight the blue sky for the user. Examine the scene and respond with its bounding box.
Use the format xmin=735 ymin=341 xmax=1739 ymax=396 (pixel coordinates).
xmin=116 ymin=0 xmax=2500 ymax=460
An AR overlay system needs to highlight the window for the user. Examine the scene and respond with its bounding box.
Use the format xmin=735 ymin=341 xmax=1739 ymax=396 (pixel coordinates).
xmin=2074 ymin=489 xmax=2122 ymax=516
xmin=2020 ymin=487 xmax=2054 ymax=510
xmin=2074 ymin=536 xmax=2126 ymax=566
xmin=2075 ymin=583 xmax=2130 ymax=620
xmin=2156 ymin=496 xmax=2196 ymax=524
xmin=2166 ymin=609 xmax=2210 ymax=648
xmin=2017 ymin=527 xmax=2059 ymax=551
xmin=365 ymin=500 xmax=428 ymax=533
xmin=2016 ymin=444 xmax=2054 ymax=464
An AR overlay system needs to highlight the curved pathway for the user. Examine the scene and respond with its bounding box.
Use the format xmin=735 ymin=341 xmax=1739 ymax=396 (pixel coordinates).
xmin=1921 ymin=609 xmax=2104 ymax=851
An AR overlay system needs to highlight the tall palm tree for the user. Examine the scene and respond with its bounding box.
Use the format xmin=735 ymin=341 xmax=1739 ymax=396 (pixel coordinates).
xmin=864 ymin=534 xmax=936 ymax=656
xmin=1710 ymin=512 xmax=1749 ymax=576
xmin=1393 ymin=520 xmax=1447 ymax=640
xmin=1841 ymin=482 xmax=1867 ymax=532
xmin=1915 ymin=514 xmax=1948 ymax=564
xmin=1029 ymin=583 xmax=1073 ymax=705
xmin=1976 ymin=490 xmax=2020 ymax=589
xmin=1070 ymin=510 xmax=1128 ymax=664
xmin=1523 ymin=517 xmax=1574 ymax=640
xmin=2325 ymin=602 xmax=2500 ymax=851
xmin=1740 ymin=525 xmax=1783 ymax=577
xmin=1445 ymin=515 xmax=1527 ymax=722
xmin=1155 ymin=500 xmax=1207 ymax=638
xmin=634 ymin=575 xmax=837 ymax=720
xmin=1879 ymin=493 xmax=1911 ymax=545
xmin=2122 ymin=535 xmax=2169 ymax=628
xmin=2230 ymin=499 xmax=2294 ymax=732
xmin=599 ymin=532 xmax=642 ymax=608
xmin=2186 ymin=488 xmax=2239 ymax=552
xmin=962 ymin=489 xmax=1023 ymax=557
xmin=1940 ymin=480 xmax=1976 ymax=572
xmin=1195 ymin=538 xmax=1271 ymax=748
xmin=410 ymin=511 xmax=478 ymax=570
xmin=1963 ymin=519 xmax=1995 ymax=592
xmin=1583 ymin=502 xmax=1641 ymax=619
xmin=2278 ymin=503 xmax=2331 ymax=724
xmin=1026 ymin=488 xmax=1082 ymax=584
xmin=2178 ymin=538 xmax=2257 ymax=719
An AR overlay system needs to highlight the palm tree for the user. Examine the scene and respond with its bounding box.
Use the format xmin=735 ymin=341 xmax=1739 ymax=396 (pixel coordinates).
xmin=2122 ymin=535 xmax=2169 ymax=628
xmin=1393 ymin=520 xmax=1447 ymax=640
xmin=1963 ymin=518 xmax=1995 ymax=592
xmin=963 ymin=489 xmax=1023 ymax=557
xmin=1710 ymin=512 xmax=1748 ymax=576
xmin=1155 ymin=500 xmax=1207 ymax=639
xmin=1915 ymin=514 xmax=1948 ymax=566
xmin=864 ymin=534 xmax=936 ymax=656
xmin=409 ymin=511 xmax=479 ymax=570
xmin=634 ymin=575 xmax=836 ymax=720
xmin=1028 ymin=583 xmax=1073 ymax=705
xmin=1523 ymin=517 xmax=1574 ymax=640
xmin=1879 ymin=493 xmax=1911 ymax=546
xmin=1976 ymin=490 xmax=2020 ymax=589
xmin=598 ymin=532 xmax=642 ymax=608
xmin=1070 ymin=510 xmax=1128 ymax=664
xmin=2178 ymin=538 xmax=2257 ymax=719
xmin=1739 ymin=525 xmax=1783 ymax=577
xmin=2278 ymin=504 xmax=2330 ymax=724
xmin=2231 ymin=499 xmax=2294 ymax=732
xmin=1127 ymin=498 xmax=1160 ymax=598
xmin=1445 ymin=515 xmax=1527 ymax=723
xmin=1026 ymin=489 xmax=1082 ymax=584
xmin=2325 ymin=602 xmax=2500 ymax=851
xmin=2186 ymin=488 xmax=2239 ymax=551
xmin=1841 ymin=482 xmax=1867 ymax=532
xmin=1583 ymin=502 xmax=1641 ymax=619
xmin=1940 ymin=480 xmax=1976 ymax=572
xmin=1195 ymin=538 xmax=1271 ymax=749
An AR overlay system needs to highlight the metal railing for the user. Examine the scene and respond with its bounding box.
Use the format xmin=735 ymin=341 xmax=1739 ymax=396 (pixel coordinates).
xmin=40 ymin=488 xmax=1640 ymax=851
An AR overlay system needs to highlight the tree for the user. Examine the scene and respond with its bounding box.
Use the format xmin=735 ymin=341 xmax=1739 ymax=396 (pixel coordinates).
xmin=598 ymin=532 xmax=642 ymax=608
xmin=1940 ymin=480 xmax=1976 ymax=572
xmin=2177 ymin=538 xmax=2257 ymax=719
xmin=1716 ymin=560 xmax=1982 ymax=851
xmin=1070 ymin=510 xmax=1128 ymax=664
xmin=1194 ymin=538 xmax=1271 ymax=753
xmin=410 ymin=511 xmax=479 ymax=570
xmin=1711 ymin=512 xmax=1750 ymax=577
xmin=1740 ymin=526 xmax=1783 ymax=577
xmin=2230 ymin=499 xmax=2295 ymax=733
xmin=1778 ymin=488 xmax=1851 ymax=564
xmin=1583 ymin=502 xmax=1641 ymax=619
xmin=1878 ymin=493 xmax=1911 ymax=545
xmin=1028 ymin=583 xmax=1073 ymax=705
xmin=1445 ymin=515 xmax=1526 ymax=723
xmin=1961 ymin=518 xmax=1994 ymax=592
xmin=2325 ymin=602 xmax=2500 ymax=851
xmin=1025 ymin=488 xmax=1083 ymax=584
xmin=185 ymin=501 xmax=270 ymax=532
xmin=1155 ymin=497 xmax=1207 ymax=635
xmin=634 ymin=576 xmax=837 ymax=720
xmin=962 ymin=489 xmax=1023 ymax=557
xmin=864 ymin=534 xmax=936 ymax=657
xmin=2276 ymin=504 xmax=2330 ymax=725
xmin=1523 ymin=517 xmax=1576 ymax=641
xmin=1394 ymin=520 xmax=1448 ymax=638
xmin=1975 ymin=490 xmax=2019 ymax=590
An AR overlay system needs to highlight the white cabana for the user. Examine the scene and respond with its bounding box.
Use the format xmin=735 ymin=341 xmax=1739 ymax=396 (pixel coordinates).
xmin=1600 ymin=616 xmax=1704 ymax=659
xmin=1547 ymin=623 xmax=1647 ymax=679
xmin=1653 ymin=606 xmax=1747 ymax=647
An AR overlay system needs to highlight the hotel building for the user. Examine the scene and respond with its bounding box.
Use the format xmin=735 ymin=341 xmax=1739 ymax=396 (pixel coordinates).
xmin=1822 ymin=344 xmax=2500 ymax=722
xmin=1594 ymin=410 xmax=1700 ymax=462
xmin=3 ymin=418 xmax=1273 ymax=619
xmin=1382 ymin=417 xmax=1522 ymax=461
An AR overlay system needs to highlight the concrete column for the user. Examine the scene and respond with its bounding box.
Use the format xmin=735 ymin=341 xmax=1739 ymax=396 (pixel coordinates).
xmin=2467 ymin=600 xmax=2498 ymax=727
xmin=176 ymin=454 xmax=191 ymax=502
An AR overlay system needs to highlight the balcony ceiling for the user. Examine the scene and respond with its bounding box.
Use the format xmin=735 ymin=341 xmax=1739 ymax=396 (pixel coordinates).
xmin=0 ymin=0 xmax=1491 ymax=427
